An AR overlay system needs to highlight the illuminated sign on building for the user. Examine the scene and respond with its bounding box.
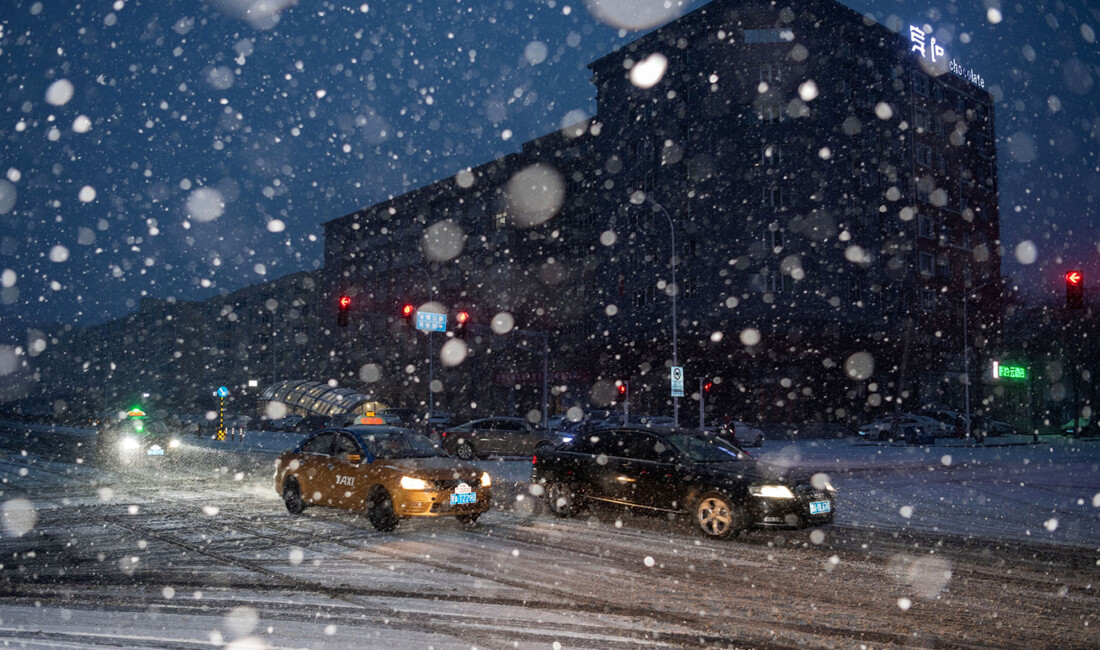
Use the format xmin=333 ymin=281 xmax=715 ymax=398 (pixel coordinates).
xmin=909 ymin=25 xmax=985 ymax=88
xmin=992 ymin=361 xmax=1027 ymax=380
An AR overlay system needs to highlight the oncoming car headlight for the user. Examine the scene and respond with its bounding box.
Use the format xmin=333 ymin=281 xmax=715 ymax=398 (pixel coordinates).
xmin=480 ymin=472 xmax=491 ymax=487
xmin=120 ymin=437 xmax=140 ymax=451
xmin=750 ymin=484 xmax=796 ymax=499
xmin=169 ymin=439 xmax=181 ymax=448
xmin=399 ymin=476 xmax=430 ymax=490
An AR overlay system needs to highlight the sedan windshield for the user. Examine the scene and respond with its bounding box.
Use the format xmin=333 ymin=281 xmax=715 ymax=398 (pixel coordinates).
xmin=360 ymin=431 xmax=444 ymax=459
xmin=667 ymin=434 xmax=750 ymax=463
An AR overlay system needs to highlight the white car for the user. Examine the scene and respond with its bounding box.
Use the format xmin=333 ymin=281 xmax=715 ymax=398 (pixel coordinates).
xmin=858 ymin=414 xmax=947 ymax=441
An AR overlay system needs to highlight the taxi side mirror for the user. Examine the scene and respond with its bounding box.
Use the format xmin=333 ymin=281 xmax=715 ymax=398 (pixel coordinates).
xmin=345 ymin=454 xmax=362 ymax=463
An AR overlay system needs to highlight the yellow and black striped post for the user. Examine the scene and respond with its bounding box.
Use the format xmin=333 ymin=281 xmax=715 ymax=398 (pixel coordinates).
xmin=217 ymin=395 xmax=225 ymax=441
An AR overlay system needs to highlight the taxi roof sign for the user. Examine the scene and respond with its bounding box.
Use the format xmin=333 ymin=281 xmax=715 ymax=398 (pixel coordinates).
xmin=358 ymin=416 xmax=386 ymax=425
xmin=126 ymin=408 xmax=147 ymax=418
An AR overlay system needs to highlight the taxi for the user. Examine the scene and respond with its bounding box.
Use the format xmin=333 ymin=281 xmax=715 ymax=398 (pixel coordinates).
xmin=274 ymin=419 xmax=491 ymax=531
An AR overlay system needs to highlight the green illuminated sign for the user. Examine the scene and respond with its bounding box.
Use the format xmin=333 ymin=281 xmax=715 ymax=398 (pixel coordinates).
xmin=997 ymin=365 xmax=1027 ymax=380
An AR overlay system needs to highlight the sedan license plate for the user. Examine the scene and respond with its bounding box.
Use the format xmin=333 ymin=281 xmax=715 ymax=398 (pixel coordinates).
xmin=147 ymin=448 xmax=164 ymax=456
xmin=809 ymin=500 xmax=831 ymax=515
xmin=450 ymin=492 xmax=477 ymax=506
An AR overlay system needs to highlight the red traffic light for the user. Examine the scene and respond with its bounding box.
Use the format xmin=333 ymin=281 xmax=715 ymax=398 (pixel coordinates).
xmin=704 ymin=381 xmax=713 ymax=392
xmin=1066 ymin=270 xmax=1083 ymax=285
xmin=338 ymin=295 xmax=352 ymax=310
xmin=401 ymin=304 xmax=415 ymax=318
xmin=617 ymin=384 xmax=627 ymax=395
xmin=1066 ymin=270 xmax=1085 ymax=309
xmin=456 ymin=310 xmax=469 ymax=324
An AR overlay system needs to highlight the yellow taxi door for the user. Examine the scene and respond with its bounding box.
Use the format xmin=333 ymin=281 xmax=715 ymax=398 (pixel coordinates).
xmin=329 ymin=432 xmax=367 ymax=509
xmin=296 ymin=432 xmax=337 ymax=506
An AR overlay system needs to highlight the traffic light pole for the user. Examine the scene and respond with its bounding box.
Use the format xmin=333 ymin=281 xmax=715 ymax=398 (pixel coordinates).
xmin=699 ymin=378 xmax=705 ymax=429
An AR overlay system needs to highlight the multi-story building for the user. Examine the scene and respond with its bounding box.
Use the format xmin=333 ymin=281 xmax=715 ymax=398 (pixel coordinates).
xmin=322 ymin=0 xmax=1001 ymax=424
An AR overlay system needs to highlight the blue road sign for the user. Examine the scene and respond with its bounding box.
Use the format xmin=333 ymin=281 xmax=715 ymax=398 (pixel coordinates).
xmin=415 ymin=311 xmax=447 ymax=332
xmin=217 ymin=386 xmax=229 ymax=397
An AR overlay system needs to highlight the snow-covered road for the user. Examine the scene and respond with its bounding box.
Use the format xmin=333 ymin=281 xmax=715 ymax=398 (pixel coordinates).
xmin=0 ymin=423 xmax=1096 ymax=648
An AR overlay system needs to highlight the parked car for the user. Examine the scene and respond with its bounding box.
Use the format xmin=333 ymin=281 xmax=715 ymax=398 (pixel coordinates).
xmin=293 ymin=414 xmax=331 ymax=434
xmin=595 ymin=414 xmax=675 ymax=428
xmin=707 ymin=420 xmax=765 ymax=448
xmin=275 ymin=425 xmax=491 ymax=530
xmin=858 ymin=413 xmax=949 ymax=441
xmin=1061 ymin=417 xmax=1091 ymax=435
xmin=532 ymin=427 xmax=836 ymax=539
xmin=441 ymin=417 xmax=561 ymax=459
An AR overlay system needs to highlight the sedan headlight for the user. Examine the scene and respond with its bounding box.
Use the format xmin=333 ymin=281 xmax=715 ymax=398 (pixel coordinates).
xmin=750 ymin=484 xmax=796 ymax=499
xmin=120 ymin=437 xmax=140 ymax=450
xmin=169 ymin=439 xmax=181 ymax=448
xmin=480 ymin=472 xmax=491 ymax=487
xmin=399 ymin=476 xmax=430 ymax=490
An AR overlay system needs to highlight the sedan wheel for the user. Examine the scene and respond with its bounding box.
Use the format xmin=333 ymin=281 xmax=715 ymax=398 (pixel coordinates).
xmin=546 ymin=481 xmax=577 ymax=518
xmin=695 ymin=492 xmax=741 ymax=540
xmin=455 ymin=442 xmax=475 ymax=460
xmin=534 ymin=441 xmax=554 ymax=455
xmin=455 ymin=513 xmax=480 ymax=526
xmin=283 ymin=479 xmax=305 ymax=515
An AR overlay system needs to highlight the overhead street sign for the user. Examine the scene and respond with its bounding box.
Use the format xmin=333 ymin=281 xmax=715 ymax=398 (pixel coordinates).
xmin=671 ymin=366 xmax=684 ymax=397
xmin=415 ymin=311 xmax=447 ymax=332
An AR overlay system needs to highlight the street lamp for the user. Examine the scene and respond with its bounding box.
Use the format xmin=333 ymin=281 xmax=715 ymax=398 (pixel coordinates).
xmin=962 ymin=282 xmax=995 ymax=440
xmin=630 ymin=193 xmax=679 ymax=426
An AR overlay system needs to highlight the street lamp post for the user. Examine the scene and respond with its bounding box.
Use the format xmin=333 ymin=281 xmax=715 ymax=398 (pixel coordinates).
xmin=962 ymin=283 xmax=994 ymax=440
xmin=632 ymin=194 xmax=679 ymax=426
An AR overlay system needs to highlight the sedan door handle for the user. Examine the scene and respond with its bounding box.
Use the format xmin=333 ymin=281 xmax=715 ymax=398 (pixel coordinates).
xmin=326 ymin=463 xmax=335 ymax=470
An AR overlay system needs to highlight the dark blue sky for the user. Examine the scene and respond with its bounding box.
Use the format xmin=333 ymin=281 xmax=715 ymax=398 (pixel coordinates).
xmin=1 ymin=0 xmax=1096 ymax=339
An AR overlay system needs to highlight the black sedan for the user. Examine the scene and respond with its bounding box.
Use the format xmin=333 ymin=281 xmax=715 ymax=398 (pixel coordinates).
xmin=531 ymin=427 xmax=836 ymax=539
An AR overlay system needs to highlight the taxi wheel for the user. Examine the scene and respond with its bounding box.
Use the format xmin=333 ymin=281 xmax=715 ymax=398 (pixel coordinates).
xmin=694 ymin=491 xmax=743 ymax=540
xmin=367 ymin=487 xmax=399 ymax=532
xmin=455 ymin=513 xmax=480 ymax=526
xmin=546 ymin=481 xmax=577 ymax=518
xmin=753 ymin=435 xmax=764 ymax=448
xmin=455 ymin=442 xmax=476 ymax=460
xmin=283 ymin=479 xmax=305 ymax=515
xmin=534 ymin=441 xmax=554 ymax=455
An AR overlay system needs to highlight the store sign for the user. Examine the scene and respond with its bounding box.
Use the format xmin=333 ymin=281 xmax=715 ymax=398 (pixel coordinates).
xmin=997 ymin=365 xmax=1027 ymax=380
xmin=909 ymin=25 xmax=985 ymax=88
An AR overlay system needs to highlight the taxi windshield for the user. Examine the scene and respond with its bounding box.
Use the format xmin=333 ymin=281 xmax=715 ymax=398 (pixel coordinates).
xmin=666 ymin=434 xmax=751 ymax=463
xmin=360 ymin=431 xmax=444 ymax=459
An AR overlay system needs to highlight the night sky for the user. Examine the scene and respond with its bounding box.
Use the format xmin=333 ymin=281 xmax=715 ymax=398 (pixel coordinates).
xmin=1 ymin=0 xmax=1097 ymax=342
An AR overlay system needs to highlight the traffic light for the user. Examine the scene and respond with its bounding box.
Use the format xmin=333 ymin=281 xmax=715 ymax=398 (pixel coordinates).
xmin=455 ymin=310 xmax=469 ymax=336
xmin=1066 ymin=270 xmax=1084 ymax=310
xmin=704 ymin=381 xmax=713 ymax=393
xmin=337 ymin=295 xmax=351 ymax=327
xmin=401 ymin=303 xmax=415 ymax=323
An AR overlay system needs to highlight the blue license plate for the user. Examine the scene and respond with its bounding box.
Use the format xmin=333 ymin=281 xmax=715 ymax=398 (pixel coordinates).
xmin=450 ymin=492 xmax=477 ymax=505
xmin=147 ymin=448 xmax=164 ymax=456
xmin=809 ymin=500 xmax=831 ymax=515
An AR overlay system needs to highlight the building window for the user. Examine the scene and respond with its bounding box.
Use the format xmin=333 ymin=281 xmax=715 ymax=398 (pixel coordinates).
xmin=919 ymin=252 xmax=935 ymax=276
xmin=933 ymin=116 xmax=946 ymax=137
xmin=918 ymin=214 xmax=935 ymax=238
xmin=761 ymin=144 xmax=783 ymax=165
xmin=493 ymin=211 xmax=507 ymax=229
xmin=913 ymin=72 xmax=930 ymax=96
xmin=744 ymin=28 xmax=795 ymax=44
xmin=761 ymin=271 xmax=787 ymax=293
xmin=921 ymin=288 xmax=937 ymax=311
xmin=914 ymin=107 xmax=931 ymax=132
xmin=916 ymin=143 xmax=933 ymax=167
xmin=849 ymin=277 xmax=862 ymax=302
xmin=962 ymin=231 xmax=971 ymax=249
xmin=932 ymin=83 xmax=945 ymax=101
xmin=759 ymin=63 xmax=783 ymax=82
xmin=759 ymin=104 xmax=784 ymax=123
xmin=762 ymin=186 xmax=791 ymax=208
xmin=764 ymin=228 xmax=784 ymax=250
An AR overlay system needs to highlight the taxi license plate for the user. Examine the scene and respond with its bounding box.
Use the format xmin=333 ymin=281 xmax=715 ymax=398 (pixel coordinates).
xmin=809 ymin=500 xmax=831 ymax=515
xmin=450 ymin=492 xmax=477 ymax=506
xmin=147 ymin=448 xmax=164 ymax=456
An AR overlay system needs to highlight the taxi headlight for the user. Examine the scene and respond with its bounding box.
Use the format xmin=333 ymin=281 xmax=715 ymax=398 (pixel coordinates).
xmin=120 ymin=437 xmax=140 ymax=451
xmin=480 ymin=472 xmax=491 ymax=487
xmin=399 ymin=476 xmax=430 ymax=490
xmin=750 ymin=484 xmax=796 ymax=499
xmin=169 ymin=439 xmax=181 ymax=448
